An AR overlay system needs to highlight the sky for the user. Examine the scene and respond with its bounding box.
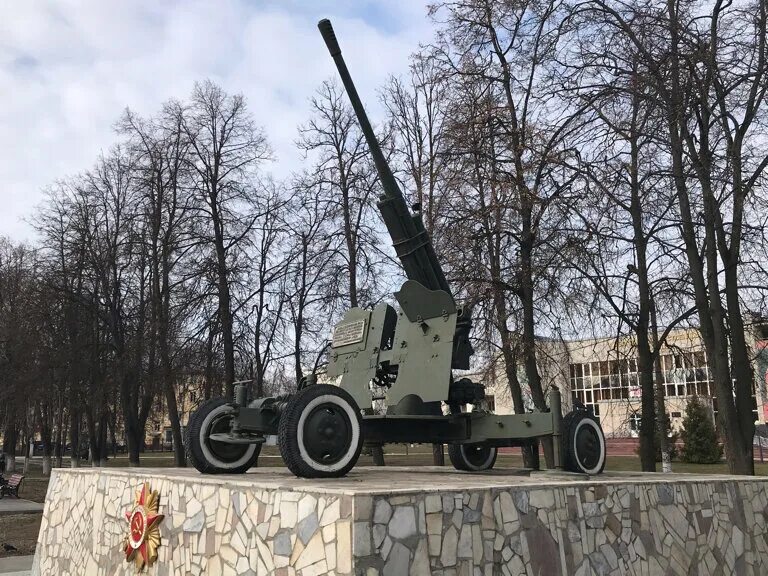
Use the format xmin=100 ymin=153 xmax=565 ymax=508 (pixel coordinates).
xmin=0 ymin=0 xmax=435 ymax=241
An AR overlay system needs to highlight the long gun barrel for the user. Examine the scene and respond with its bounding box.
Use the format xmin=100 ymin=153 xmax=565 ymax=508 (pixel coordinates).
xmin=318 ymin=19 xmax=452 ymax=298
xmin=319 ymin=19 xmax=473 ymax=369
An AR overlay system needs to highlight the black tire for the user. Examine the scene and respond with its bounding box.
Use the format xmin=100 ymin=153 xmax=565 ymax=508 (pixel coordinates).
xmin=278 ymin=384 xmax=363 ymax=478
xmin=448 ymin=443 xmax=498 ymax=472
xmin=562 ymin=410 xmax=606 ymax=474
xmin=185 ymin=397 xmax=261 ymax=474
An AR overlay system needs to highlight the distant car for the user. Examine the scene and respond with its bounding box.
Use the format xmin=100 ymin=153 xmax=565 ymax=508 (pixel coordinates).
xmin=64 ymin=444 xmax=90 ymax=460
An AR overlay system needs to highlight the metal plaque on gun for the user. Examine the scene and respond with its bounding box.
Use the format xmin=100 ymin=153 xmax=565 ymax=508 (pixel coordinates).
xmin=332 ymin=319 xmax=367 ymax=348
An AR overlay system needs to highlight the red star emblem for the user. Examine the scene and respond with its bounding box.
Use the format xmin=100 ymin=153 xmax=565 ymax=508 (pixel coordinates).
xmin=123 ymin=482 xmax=164 ymax=571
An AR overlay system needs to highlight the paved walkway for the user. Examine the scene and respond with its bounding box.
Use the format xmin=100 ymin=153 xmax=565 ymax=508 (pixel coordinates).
xmin=0 ymin=555 xmax=33 ymax=575
xmin=0 ymin=499 xmax=43 ymax=516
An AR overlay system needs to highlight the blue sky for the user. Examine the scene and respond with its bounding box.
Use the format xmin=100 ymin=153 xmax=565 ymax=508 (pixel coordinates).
xmin=0 ymin=0 xmax=434 ymax=240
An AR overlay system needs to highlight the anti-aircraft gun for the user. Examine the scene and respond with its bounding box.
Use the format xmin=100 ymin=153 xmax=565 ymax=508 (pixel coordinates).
xmin=184 ymin=19 xmax=607 ymax=478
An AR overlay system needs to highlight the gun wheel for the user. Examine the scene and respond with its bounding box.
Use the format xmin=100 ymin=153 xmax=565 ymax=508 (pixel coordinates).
xmin=185 ymin=398 xmax=261 ymax=474
xmin=448 ymin=443 xmax=498 ymax=472
xmin=278 ymin=384 xmax=363 ymax=478
xmin=562 ymin=410 xmax=606 ymax=474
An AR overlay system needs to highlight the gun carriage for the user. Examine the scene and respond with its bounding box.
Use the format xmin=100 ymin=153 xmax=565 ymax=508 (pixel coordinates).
xmin=185 ymin=19 xmax=607 ymax=479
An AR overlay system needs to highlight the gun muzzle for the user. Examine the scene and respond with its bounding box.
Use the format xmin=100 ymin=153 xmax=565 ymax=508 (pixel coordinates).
xmin=318 ymin=19 xmax=341 ymax=57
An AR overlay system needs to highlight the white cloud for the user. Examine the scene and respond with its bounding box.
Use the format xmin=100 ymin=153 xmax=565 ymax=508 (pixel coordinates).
xmin=0 ymin=0 xmax=434 ymax=240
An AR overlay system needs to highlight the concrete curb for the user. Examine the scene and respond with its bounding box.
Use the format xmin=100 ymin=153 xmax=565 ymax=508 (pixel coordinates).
xmin=0 ymin=555 xmax=33 ymax=575
xmin=0 ymin=499 xmax=44 ymax=516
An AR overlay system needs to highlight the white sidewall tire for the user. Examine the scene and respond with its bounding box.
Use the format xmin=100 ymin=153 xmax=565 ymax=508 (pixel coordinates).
xmin=572 ymin=417 xmax=606 ymax=474
xmin=199 ymin=404 xmax=258 ymax=470
xmin=296 ymin=394 xmax=361 ymax=473
xmin=460 ymin=445 xmax=497 ymax=471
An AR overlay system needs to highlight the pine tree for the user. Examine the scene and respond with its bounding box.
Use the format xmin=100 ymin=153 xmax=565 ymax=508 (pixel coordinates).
xmin=680 ymin=396 xmax=723 ymax=464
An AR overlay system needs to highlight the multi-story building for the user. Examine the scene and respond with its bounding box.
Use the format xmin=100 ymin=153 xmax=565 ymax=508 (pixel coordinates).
xmin=486 ymin=323 xmax=768 ymax=437
xmin=146 ymin=323 xmax=768 ymax=443
xmin=145 ymin=380 xmax=202 ymax=450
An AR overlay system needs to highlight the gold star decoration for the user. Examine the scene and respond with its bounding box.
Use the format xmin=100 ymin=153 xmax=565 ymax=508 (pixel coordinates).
xmin=123 ymin=482 xmax=164 ymax=571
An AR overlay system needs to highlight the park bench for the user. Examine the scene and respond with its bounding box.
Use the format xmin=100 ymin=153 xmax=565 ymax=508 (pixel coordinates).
xmin=0 ymin=473 xmax=24 ymax=498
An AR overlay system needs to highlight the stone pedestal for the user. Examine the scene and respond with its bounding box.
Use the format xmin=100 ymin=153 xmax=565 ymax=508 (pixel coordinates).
xmin=33 ymin=466 xmax=768 ymax=575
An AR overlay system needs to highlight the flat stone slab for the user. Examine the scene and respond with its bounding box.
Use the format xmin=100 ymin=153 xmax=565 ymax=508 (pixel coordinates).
xmin=0 ymin=499 xmax=43 ymax=516
xmin=33 ymin=466 xmax=768 ymax=575
xmin=0 ymin=555 xmax=34 ymax=575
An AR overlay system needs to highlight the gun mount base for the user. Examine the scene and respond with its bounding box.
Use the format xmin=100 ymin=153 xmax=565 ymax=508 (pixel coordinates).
xmin=207 ymin=432 xmax=267 ymax=445
xmin=186 ymin=379 xmax=606 ymax=478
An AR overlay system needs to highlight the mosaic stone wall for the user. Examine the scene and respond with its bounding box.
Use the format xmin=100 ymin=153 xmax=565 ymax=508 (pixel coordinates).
xmin=33 ymin=469 xmax=354 ymax=576
xmin=352 ymin=479 xmax=768 ymax=575
xmin=33 ymin=468 xmax=768 ymax=575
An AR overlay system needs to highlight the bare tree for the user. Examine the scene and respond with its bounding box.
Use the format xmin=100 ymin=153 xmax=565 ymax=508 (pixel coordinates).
xmin=431 ymin=0 xmax=583 ymax=467
xmin=577 ymin=0 xmax=768 ymax=474
xmin=284 ymin=178 xmax=341 ymax=386
xmin=382 ymin=58 xmax=456 ymax=464
xmin=382 ymin=54 xmax=453 ymax=236
xmin=0 ymin=240 xmax=39 ymax=472
xmin=239 ymin=180 xmax=291 ymax=397
xmin=297 ymin=80 xmax=389 ymax=311
xmin=182 ymin=80 xmax=272 ymax=399
xmin=120 ymin=102 xmax=196 ymax=466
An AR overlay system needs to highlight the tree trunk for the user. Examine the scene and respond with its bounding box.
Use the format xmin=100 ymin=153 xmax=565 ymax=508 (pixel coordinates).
xmin=22 ymin=437 xmax=30 ymax=474
xmin=108 ymin=406 xmax=117 ymax=458
xmin=2 ymin=424 xmax=18 ymax=473
xmin=122 ymin=387 xmax=142 ymax=467
xmin=98 ymin=412 xmax=109 ymax=467
xmin=370 ymin=445 xmax=385 ymax=466
xmin=54 ymin=411 xmax=65 ymax=469
xmin=519 ymin=218 xmax=553 ymax=469
xmin=650 ymin=299 xmax=672 ymax=473
xmin=431 ymin=444 xmax=445 ymax=466
xmin=723 ymin=264 xmax=756 ymax=475
xmin=85 ymin=407 xmax=98 ymax=467
xmin=504 ymin=348 xmax=539 ymax=469
xmin=339 ymin=166 xmax=359 ymax=309
xmin=294 ymin=315 xmax=304 ymax=387
xmin=163 ymin=373 xmax=186 ymax=467
xmin=159 ymin=253 xmax=186 ymax=466
xmin=626 ymin=88 xmax=656 ymax=472
xmin=204 ymin=323 xmax=217 ymax=400
xmin=39 ymin=407 xmax=54 ymax=477
xmin=636 ymin=336 xmax=656 ymax=472
xmin=211 ymin=199 xmax=236 ymax=400
xmin=70 ymin=409 xmax=80 ymax=469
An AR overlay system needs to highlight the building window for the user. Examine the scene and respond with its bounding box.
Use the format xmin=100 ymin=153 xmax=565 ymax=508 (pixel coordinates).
xmin=570 ymin=350 xmax=723 ymax=424
xmin=164 ymin=429 xmax=173 ymax=444
xmin=660 ymin=352 xmax=714 ymax=404
xmin=485 ymin=395 xmax=496 ymax=412
xmin=569 ymin=357 xmax=638 ymax=416
xmin=629 ymin=412 xmax=641 ymax=432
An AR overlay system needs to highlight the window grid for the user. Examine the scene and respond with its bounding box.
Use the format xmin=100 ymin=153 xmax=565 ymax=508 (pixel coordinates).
xmin=569 ymin=352 xmax=716 ymax=419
